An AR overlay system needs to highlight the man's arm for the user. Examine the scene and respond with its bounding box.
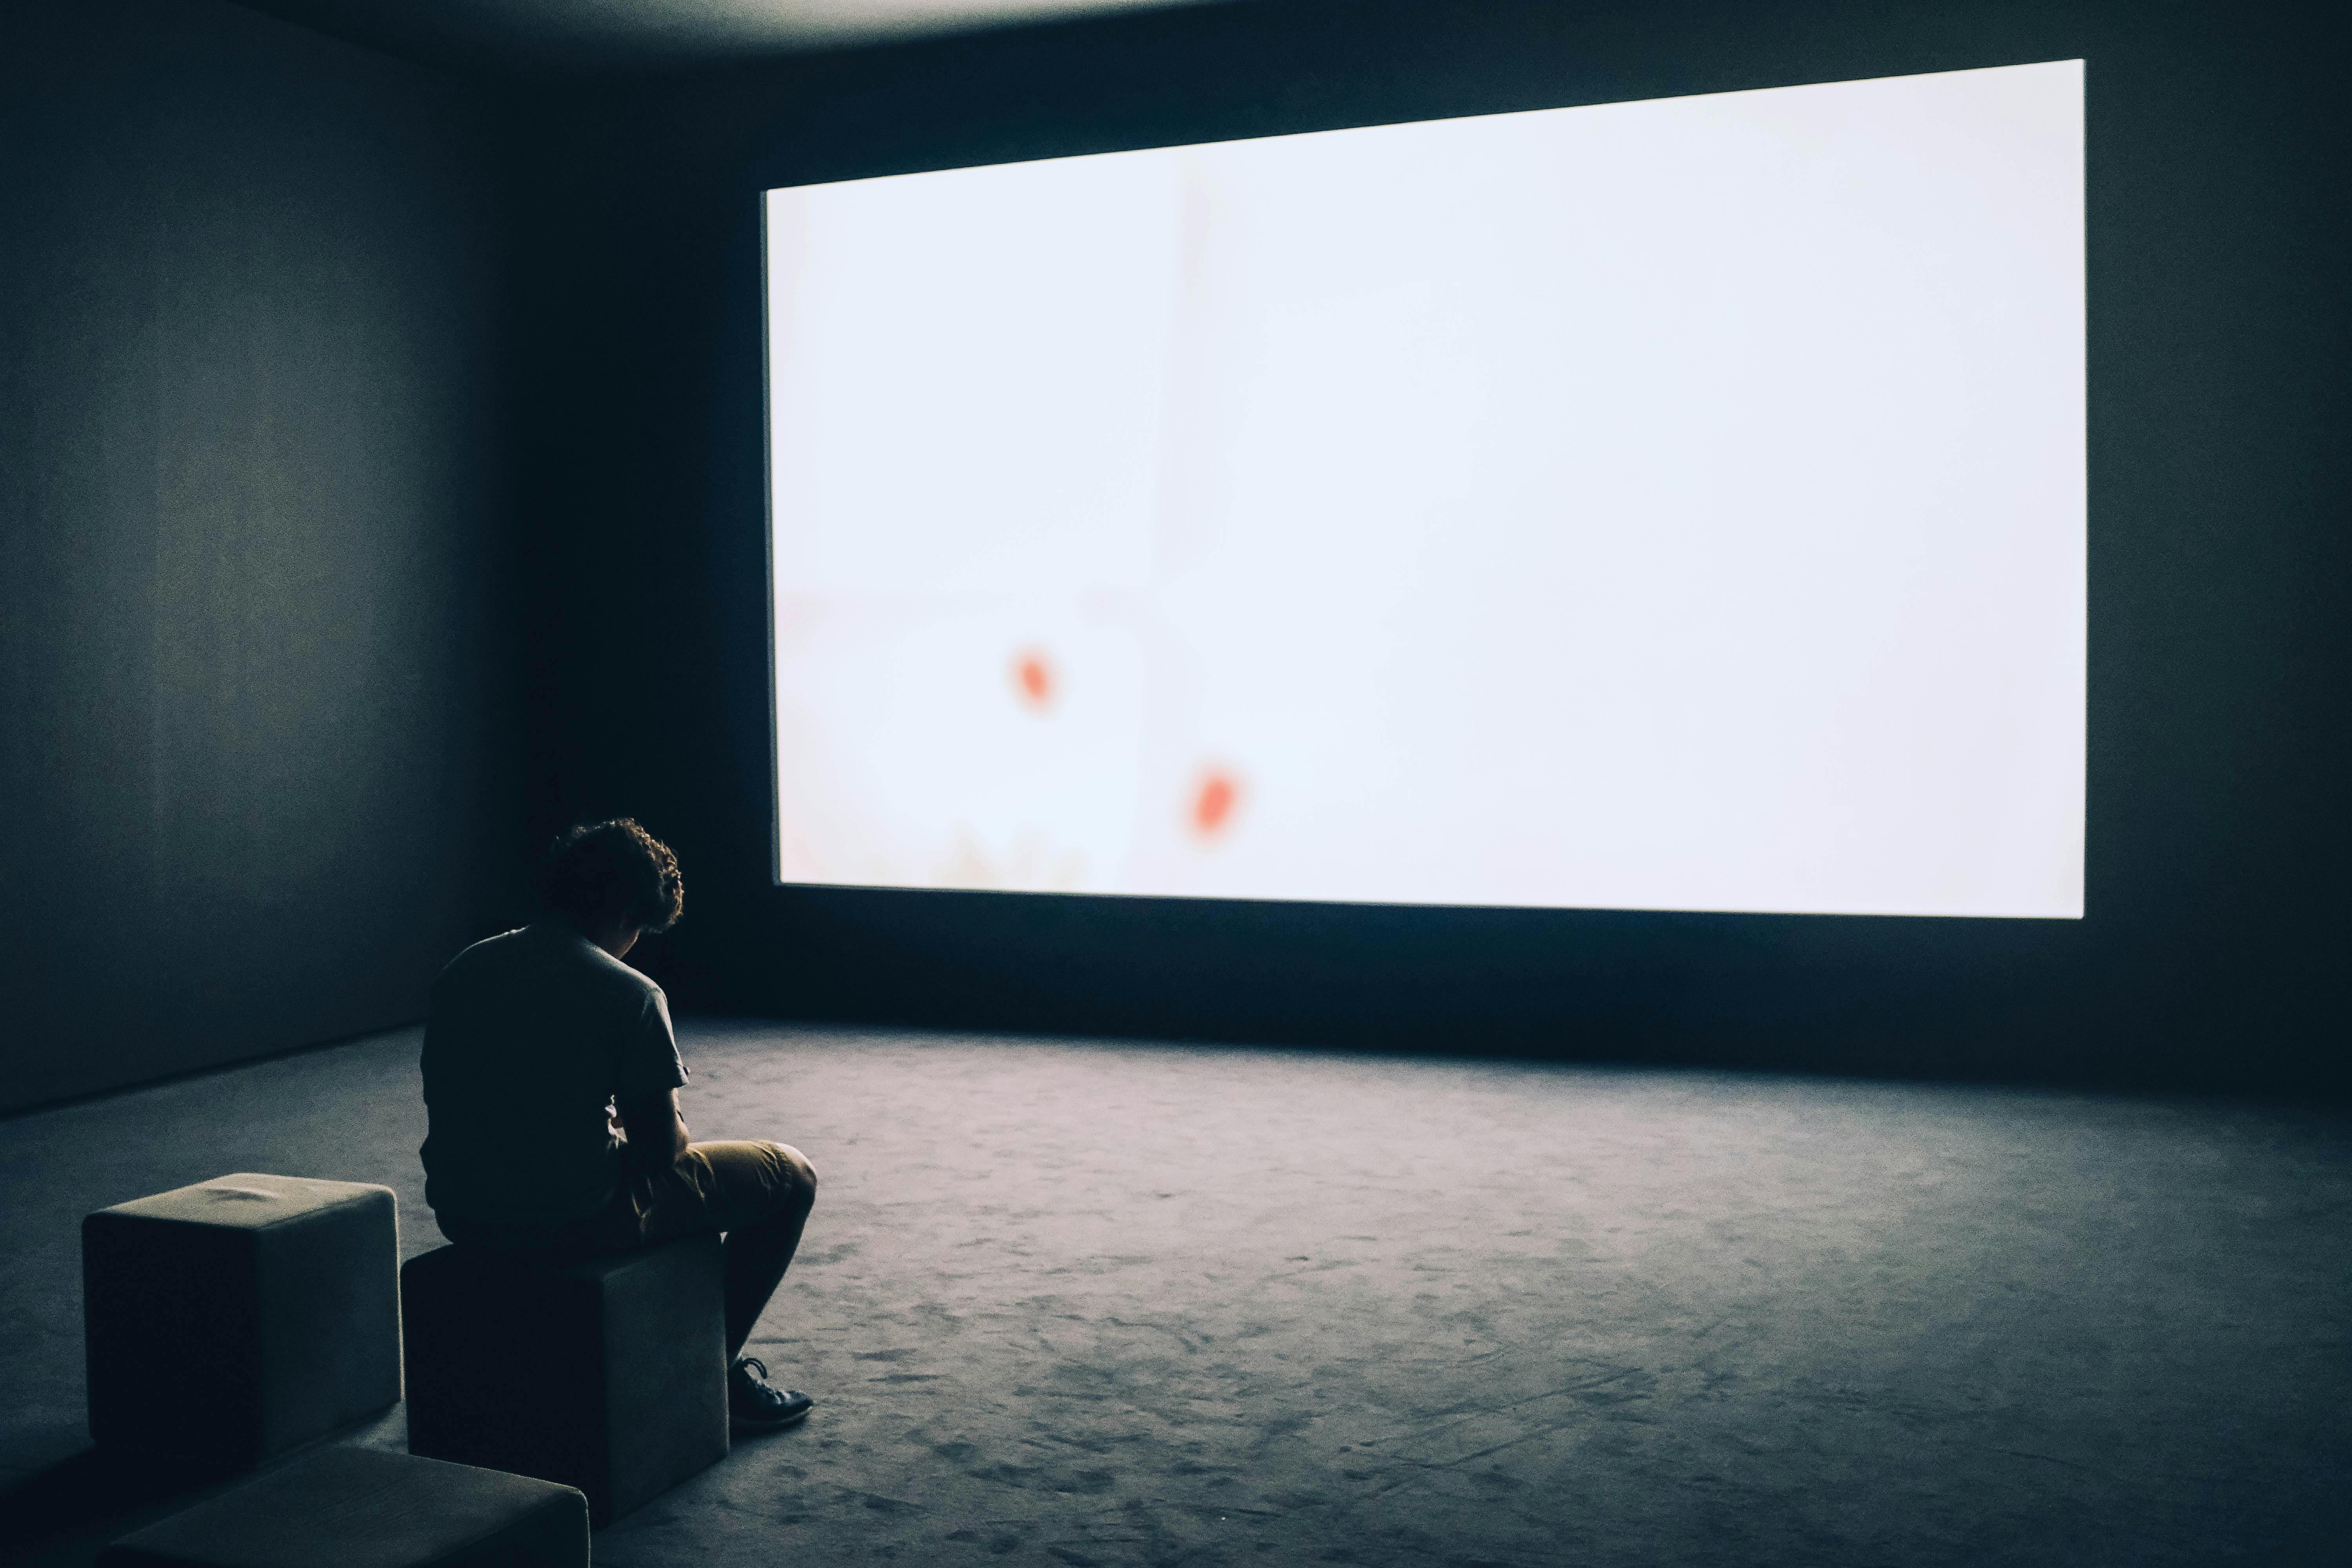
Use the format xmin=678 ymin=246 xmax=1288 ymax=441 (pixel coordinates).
xmin=615 ymin=1088 xmax=690 ymax=1173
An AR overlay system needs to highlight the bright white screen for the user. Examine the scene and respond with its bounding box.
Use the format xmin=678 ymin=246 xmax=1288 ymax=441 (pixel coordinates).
xmin=765 ymin=61 xmax=2085 ymax=917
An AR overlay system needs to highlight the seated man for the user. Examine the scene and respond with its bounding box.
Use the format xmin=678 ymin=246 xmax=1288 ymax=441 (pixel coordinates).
xmin=419 ymin=818 xmax=817 ymax=1430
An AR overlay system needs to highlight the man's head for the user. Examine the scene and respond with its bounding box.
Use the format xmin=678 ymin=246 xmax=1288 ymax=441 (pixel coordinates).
xmin=534 ymin=819 xmax=684 ymax=952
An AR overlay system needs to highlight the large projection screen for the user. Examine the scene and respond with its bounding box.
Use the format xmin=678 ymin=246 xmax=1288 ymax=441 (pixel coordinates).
xmin=764 ymin=60 xmax=2085 ymax=918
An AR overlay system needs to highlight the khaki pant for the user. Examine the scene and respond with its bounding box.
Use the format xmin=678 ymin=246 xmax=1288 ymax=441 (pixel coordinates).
xmin=439 ymin=1140 xmax=818 ymax=1359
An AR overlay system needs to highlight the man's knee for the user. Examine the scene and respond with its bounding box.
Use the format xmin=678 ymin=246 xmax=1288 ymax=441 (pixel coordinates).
xmin=762 ymin=1141 xmax=817 ymax=1212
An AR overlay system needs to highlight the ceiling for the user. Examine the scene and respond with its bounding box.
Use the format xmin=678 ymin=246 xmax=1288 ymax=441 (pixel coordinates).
xmin=238 ymin=0 xmax=1249 ymax=74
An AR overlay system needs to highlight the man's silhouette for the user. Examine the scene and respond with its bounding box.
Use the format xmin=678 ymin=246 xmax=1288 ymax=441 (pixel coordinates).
xmin=419 ymin=818 xmax=817 ymax=1429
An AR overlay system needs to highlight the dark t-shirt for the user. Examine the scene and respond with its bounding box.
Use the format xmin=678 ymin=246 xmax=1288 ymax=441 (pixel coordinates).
xmin=419 ymin=923 xmax=687 ymax=1227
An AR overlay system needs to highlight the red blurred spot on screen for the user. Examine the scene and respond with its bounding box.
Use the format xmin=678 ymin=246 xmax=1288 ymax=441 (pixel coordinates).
xmin=1191 ymin=768 xmax=1240 ymax=837
xmin=1011 ymin=648 xmax=1055 ymax=712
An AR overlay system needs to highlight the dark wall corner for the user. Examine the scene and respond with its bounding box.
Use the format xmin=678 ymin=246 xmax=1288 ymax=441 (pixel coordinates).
xmin=0 ymin=0 xmax=523 ymax=1113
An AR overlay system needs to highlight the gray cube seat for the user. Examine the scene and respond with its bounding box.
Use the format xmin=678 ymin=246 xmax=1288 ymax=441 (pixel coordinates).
xmin=401 ymin=1234 xmax=727 ymax=1525
xmin=96 ymin=1445 xmax=586 ymax=1568
xmin=84 ymin=1173 xmax=401 ymax=1465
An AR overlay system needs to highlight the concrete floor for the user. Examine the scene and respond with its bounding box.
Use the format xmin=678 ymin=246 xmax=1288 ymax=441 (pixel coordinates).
xmin=2 ymin=1021 xmax=2347 ymax=1565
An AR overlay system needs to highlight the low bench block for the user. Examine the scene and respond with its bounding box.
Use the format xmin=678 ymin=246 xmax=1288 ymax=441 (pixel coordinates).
xmin=97 ymin=1445 xmax=587 ymax=1568
xmin=401 ymin=1235 xmax=728 ymax=1525
xmin=84 ymin=1174 xmax=401 ymax=1465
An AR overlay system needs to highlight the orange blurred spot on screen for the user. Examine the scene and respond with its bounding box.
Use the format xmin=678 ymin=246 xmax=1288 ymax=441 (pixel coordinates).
xmin=1010 ymin=647 xmax=1055 ymax=712
xmin=1191 ymin=768 xmax=1240 ymax=838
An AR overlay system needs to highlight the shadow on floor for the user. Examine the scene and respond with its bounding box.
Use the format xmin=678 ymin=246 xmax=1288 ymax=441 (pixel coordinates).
xmin=0 ymin=1443 xmax=252 ymax=1562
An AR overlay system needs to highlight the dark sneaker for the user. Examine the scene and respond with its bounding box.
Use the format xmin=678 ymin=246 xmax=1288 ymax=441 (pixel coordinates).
xmin=730 ymin=1356 xmax=813 ymax=1431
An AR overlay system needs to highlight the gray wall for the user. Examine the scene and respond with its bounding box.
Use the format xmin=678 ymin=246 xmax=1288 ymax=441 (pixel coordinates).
xmin=0 ymin=0 xmax=514 ymax=1112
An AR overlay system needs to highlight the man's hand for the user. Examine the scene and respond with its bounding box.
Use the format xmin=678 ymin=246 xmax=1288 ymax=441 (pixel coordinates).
xmin=615 ymin=1088 xmax=691 ymax=1174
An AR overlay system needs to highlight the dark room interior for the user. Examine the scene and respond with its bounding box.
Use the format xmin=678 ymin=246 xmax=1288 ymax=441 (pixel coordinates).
xmin=2 ymin=0 xmax=2346 ymax=1564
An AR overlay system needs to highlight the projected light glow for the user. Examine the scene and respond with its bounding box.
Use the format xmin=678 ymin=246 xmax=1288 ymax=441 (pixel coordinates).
xmin=764 ymin=60 xmax=2085 ymax=918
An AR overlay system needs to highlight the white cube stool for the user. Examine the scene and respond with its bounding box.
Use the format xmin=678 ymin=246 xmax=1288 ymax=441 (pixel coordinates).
xmin=83 ymin=1173 xmax=401 ymax=1465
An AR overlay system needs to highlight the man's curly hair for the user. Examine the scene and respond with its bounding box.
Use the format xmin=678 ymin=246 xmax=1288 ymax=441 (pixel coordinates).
xmin=534 ymin=819 xmax=684 ymax=936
